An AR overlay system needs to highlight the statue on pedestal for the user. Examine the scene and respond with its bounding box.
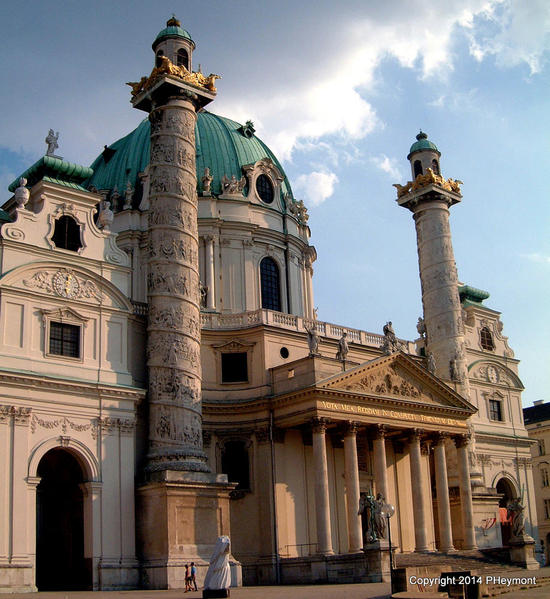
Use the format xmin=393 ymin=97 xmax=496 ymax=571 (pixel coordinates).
xmin=336 ymin=331 xmax=348 ymax=361
xmin=305 ymin=322 xmax=320 ymax=356
xmin=203 ymin=536 xmax=231 ymax=598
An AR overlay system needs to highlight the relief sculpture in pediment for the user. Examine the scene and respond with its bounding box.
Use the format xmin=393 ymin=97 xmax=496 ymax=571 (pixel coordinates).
xmin=339 ymin=367 xmax=430 ymax=402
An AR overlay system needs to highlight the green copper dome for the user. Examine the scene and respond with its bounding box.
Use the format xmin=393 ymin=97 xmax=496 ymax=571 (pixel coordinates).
xmin=153 ymin=16 xmax=193 ymax=49
xmin=86 ymin=111 xmax=293 ymax=207
xmin=408 ymin=131 xmax=440 ymax=158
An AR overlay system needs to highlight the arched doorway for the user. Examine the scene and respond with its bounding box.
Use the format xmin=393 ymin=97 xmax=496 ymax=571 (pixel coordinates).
xmin=496 ymin=477 xmax=517 ymax=546
xmin=36 ymin=448 xmax=90 ymax=590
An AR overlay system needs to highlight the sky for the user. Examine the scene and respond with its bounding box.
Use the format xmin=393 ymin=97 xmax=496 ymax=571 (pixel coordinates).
xmin=0 ymin=0 xmax=549 ymax=406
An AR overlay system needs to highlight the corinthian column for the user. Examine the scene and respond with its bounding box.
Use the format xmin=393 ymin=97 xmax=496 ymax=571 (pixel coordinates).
xmin=144 ymin=93 xmax=207 ymax=473
xmin=455 ymin=435 xmax=477 ymax=549
xmin=372 ymin=424 xmax=388 ymax=501
xmin=312 ymin=417 xmax=333 ymax=555
xmin=409 ymin=429 xmax=429 ymax=552
xmin=343 ymin=421 xmax=362 ymax=553
xmin=434 ymin=434 xmax=454 ymax=552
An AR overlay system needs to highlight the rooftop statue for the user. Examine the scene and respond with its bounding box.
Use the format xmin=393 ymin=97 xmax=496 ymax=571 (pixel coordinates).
xmin=45 ymin=129 xmax=59 ymax=156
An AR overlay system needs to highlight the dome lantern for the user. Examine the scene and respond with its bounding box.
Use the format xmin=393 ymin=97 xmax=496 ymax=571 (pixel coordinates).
xmin=407 ymin=131 xmax=442 ymax=180
xmin=152 ymin=16 xmax=195 ymax=71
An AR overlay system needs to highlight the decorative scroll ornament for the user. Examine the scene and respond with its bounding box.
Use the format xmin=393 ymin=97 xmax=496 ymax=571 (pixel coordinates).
xmin=127 ymin=56 xmax=220 ymax=99
xmin=393 ymin=168 xmax=462 ymax=198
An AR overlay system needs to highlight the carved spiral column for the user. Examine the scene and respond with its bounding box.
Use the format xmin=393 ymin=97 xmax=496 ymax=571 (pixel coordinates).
xmin=455 ymin=434 xmax=477 ymax=549
xmin=312 ymin=417 xmax=333 ymax=555
xmin=412 ymin=200 xmax=470 ymax=397
xmin=146 ymin=94 xmax=207 ymax=472
xmin=434 ymin=434 xmax=454 ymax=552
xmin=372 ymin=424 xmax=388 ymax=501
xmin=343 ymin=421 xmax=362 ymax=553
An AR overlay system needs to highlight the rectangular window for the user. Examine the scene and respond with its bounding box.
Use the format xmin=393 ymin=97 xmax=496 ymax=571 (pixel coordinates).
xmin=545 ymin=499 xmax=550 ymax=520
xmin=489 ymin=399 xmax=503 ymax=421
xmin=49 ymin=322 xmax=80 ymax=358
xmin=540 ymin=440 xmax=546 ymax=456
xmin=221 ymin=352 xmax=248 ymax=383
xmin=542 ymin=468 xmax=549 ymax=488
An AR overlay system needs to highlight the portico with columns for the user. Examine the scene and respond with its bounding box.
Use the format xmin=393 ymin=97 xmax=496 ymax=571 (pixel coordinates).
xmin=203 ymin=350 xmax=479 ymax=584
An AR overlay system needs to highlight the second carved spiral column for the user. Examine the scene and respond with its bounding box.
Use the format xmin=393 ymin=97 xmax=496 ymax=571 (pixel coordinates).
xmin=146 ymin=94 xmax=206 ymax=473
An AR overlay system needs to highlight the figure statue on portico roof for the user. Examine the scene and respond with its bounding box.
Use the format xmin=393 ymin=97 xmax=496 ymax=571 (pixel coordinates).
xmin=45 ymin=129 xmax=59 ymax=156
xmin=305 ymin=321 xmax=320 ymax=356
xmin=336 ymin=331 xmax=348 ymax=362
xmin=381 ymin=321 xmax=401 ymax=355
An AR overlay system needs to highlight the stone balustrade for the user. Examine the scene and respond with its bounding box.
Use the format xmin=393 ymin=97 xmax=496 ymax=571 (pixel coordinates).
xmin=200 ymin=308 xmax=415 ymax=352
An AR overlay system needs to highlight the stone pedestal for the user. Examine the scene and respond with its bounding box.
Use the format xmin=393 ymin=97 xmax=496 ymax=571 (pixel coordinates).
xmin=136 ymin=470 xmax=240 ymax=589
xmin=509 ymin=535 xmax=540 ymax=570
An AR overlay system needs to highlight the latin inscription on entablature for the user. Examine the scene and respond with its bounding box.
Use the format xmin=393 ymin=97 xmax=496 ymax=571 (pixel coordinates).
xmin=318 ymin=400 xmax=465 ymax=428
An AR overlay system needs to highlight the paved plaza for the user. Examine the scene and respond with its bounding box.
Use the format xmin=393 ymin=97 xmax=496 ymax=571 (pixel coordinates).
xmin=0 ymin=582 xmax=390 ymax=599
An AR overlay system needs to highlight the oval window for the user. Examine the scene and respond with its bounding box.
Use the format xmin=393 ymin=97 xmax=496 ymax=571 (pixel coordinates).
xmin=256 ymin=174 xmax=274 ymax=204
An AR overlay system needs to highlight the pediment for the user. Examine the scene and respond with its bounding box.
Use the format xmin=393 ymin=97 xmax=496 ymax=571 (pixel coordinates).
xmin=318 ymin=353 xmax=475 ymax=412
xmin=211 ymin=339 xmax=256 ymax=352
xmin=469 ymin=360 xmax=523 ymax=389
xmin=0 ymin=261 xmax=132 ymax=311
xmin=40 ymin=306 xmax=89 ymax=323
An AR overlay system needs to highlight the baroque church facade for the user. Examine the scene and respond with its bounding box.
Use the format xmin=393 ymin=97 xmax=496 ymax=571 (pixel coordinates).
xmin=0 ymin=18 xmax=538 ymax=592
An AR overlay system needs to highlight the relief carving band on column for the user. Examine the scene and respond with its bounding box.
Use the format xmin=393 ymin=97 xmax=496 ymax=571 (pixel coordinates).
xmin=146 ymin=333 xmax=201 ymax=367
xmin=148 ymin=367 xmax=201 ymax=405
xmin=150 ymin=167 xmax=195 ymax=197
xmin=149 ymin=235 xmax=198 ymax=263
xmin=151 ymin=405 xmax=202 ymax=447
xmin=149 ymin=304 xmax=200 ymax=335
xmin=148 ymin=203 xmax=196 ymax=230
xmin=147 ymin=267 xmax=196 ymax=298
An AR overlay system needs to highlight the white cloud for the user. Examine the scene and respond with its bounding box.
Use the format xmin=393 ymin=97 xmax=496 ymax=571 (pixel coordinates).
xmin=218 ymin=0 xmax=550 ymax=161
xmin=371 ymin=154 xmax=402 ymax=180
xmin=294 ymin=171 xmax=339 ymax=207
xmin=466 ymin=0 xmax=550 ymax=74
xmin=523 ymin=253 xmax=550 ymax=264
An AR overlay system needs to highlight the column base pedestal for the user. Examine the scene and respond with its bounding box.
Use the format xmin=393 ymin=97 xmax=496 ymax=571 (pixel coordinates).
xmin=509 ymin=535 xmax=540 ymax=570
xmin=137 ymin=470 xmax=242 ymax=589
xmin=203 ymin=590 xmax=230 ymax=598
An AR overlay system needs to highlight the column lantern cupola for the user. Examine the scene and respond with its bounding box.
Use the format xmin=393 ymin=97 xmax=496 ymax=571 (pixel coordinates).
xmin=407 ymin=131 xmax=441 ymax=179
xmin=152 ymin=16 xmax=195 ymax=71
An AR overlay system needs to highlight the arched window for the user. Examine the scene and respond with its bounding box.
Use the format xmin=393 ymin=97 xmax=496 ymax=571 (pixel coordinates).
xmin=431 ymin=159 xmax=440 ymax=174
xmin=413 ymin=160 xmax=423 ymax=177
xmin=155 ymin=50 xmax=164 ymax=68
xmin=52 ymin=215 xmax=82 ymax=252
xmin=177 ymin=48 xmax=189 ymax=69
xmin=260 ymin=257 xmax=281 ymax=311
xmin=480 ymin=326 xmax=495 ymax=351
xmin=256 ymin=174 xmax=274 ymax=204
xmin=221 ymin=440 xmax=250 ymax=491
